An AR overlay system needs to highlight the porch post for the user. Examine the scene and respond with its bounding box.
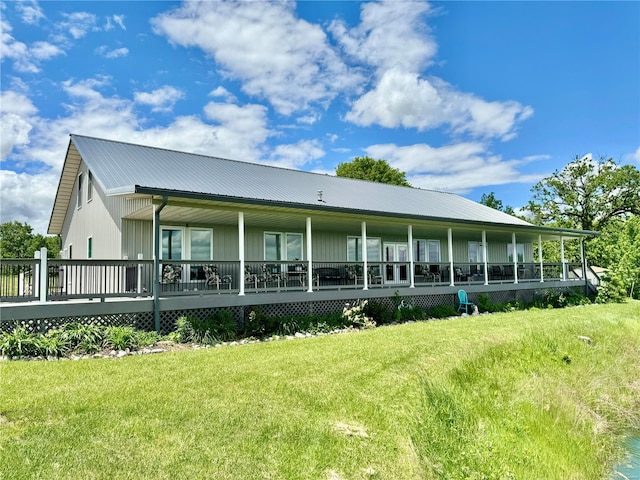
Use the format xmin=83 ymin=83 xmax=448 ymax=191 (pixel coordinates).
xmin=448 ymin=227 xmax=454 ymax=286
xmin=306 ymin=216 xmax=313 ymax=292
xmin=512 ymin=232 xmax=518 ymax=284
xmin=581 ymin=237 xmax=588 ymax=295
xmin=38 ymin=247 xmax=47 ymax=303
xmin=238 ymin=211 xmax=245 ymax=296
xmin=538 ymin=234 xmax=544 ymax=282
xmin=482 ymin=230 xmax=488 ymax=285
xmin=153 ymin=196 xmax=168 ymax=333
xmin=560 ymin=236 xmax=566 ymax=281
xmin=361 ymin=221 xmax=368 ymax=290
xmin=408 ymin=224 xmax=415 ymax=288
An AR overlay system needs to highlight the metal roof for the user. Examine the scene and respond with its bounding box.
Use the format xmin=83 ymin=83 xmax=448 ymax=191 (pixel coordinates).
xmin=49 ymin=134 xmax=594 ymax=238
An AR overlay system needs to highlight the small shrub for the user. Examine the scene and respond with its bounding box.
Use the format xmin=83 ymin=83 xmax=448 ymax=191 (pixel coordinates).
xmin=0 ymin=326 xmax=41 ymax=357
xmin=396 ymin=300 xmax=427 ymax=321
xmin=364 ymin=300 xmax=393 ymax=325
xmin=104 ymin=326 xmax=138 ymax=351
xmin=429 ymin=304 xmax=458 ymax=319
xmin=60 ymin=322 xmax=105 ymax=353
xmin=175 ymin=312 xmax=238 ymax=344
xmin=343 ymin=300 xmax=375 ymax=328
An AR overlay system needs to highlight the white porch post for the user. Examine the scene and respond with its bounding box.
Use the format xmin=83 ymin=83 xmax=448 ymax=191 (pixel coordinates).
xmin=238 ymin=211 xmax=245 ymax=296
xmin=408 ymin=224 xmax=415 ymax=288
xmin=482 ymin=230 xmax=488 ymax=285
xmin=306 ymin=216 xmax=313 ymax=292
xmin=538 ymin=234 xmax=544 ymax=282
xmin=560 ymin=236 xmax=566 ymax=281
xmin=37 ymin=248 xmax=47 ymax=302
xmin=362 ymin=221 xmax=368 ymax=290
xmin=448 ymin=227 xmax=454 ymax=286
xmin=512 ymin=232 xmax=518 ymax=284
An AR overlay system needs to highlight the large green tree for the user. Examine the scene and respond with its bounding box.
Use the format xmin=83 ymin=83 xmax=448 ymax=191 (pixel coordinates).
xmin=0 ymin=221 xmax=60 ymax=259
xmin=479 ymin=192 xmax=515 ymax=215
xmin=525 ymin=155 xmax=640 ymax=232
xmin=336 ymin=156 xmax=411 ymax=187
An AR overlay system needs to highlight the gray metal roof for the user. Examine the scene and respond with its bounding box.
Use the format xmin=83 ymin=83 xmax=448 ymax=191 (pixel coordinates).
xmin=67 ymin=134 xmax=539 ymax=229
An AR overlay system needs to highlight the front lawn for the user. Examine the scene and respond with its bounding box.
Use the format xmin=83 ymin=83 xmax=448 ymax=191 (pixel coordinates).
xmin=1 ymin=302 xmax=639 ymax=479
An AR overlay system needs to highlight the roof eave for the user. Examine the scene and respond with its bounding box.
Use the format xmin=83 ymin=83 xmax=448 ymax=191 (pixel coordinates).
xmin=134 ymin=186 xmax=596 ymax=238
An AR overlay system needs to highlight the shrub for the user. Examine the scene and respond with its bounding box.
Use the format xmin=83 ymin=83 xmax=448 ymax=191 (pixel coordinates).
xmin=428 ymin=304 xmax=458 ymax=319
xmin=59 ymin=322 xmax=105 ymax=353
xmin=342 ymin=300 xmax=375 ymax=328
xmin=104 ymin=326 xmax=138 ymax=351
xmin=0 ymin=326 xmax=41 ymax=357
xmin=175 ymin=312 xmax=238 ymax=344
xmin=364 ymin=300 xmax=393 ymax=325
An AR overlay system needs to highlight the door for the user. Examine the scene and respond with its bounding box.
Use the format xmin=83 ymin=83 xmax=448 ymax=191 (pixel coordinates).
xmin=384 ymin=243 xmax=409 ymax=284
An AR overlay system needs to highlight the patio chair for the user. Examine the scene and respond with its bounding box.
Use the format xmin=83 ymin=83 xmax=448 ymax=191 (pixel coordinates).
xmin=203 ymin=265 xmax=232 ymax=290
xmin=457 ymin=289 xmax=475 ymax=314
xmin=260 ymin=264 xmax=285 ymax=289
xmin=244 ymin=265 xmax=258 ymax=290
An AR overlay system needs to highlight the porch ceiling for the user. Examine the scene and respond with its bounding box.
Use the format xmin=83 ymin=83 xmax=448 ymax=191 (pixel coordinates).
xmin=121 ymin=196 xmax=583 ymax=243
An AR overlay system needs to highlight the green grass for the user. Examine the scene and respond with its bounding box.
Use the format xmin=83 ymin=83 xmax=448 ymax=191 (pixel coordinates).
xmin=1 ymin=302 xmax=639 ymax=479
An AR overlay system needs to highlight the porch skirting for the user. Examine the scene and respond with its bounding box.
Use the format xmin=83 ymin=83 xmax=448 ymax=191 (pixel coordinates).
xmin=0 ymin=281 xmax=586 ymax=334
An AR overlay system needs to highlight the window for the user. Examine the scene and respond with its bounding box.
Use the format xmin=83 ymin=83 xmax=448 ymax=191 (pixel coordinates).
xmin=87 ymin=237 xmax=93 ymax=259
xmin=189 ymin=229 xmax=212 ymax=281
xmin=414 ymin=239 xmax=440 ymax=262
xmin=87 ymin=171 xmax=93 ymax=202
xmin=347 ymin=236 xmax=381 ymax=262
xmin=264 ymin=232 xmax=303 ymax=261
xmin=77 ymin=173 xmax=83 ymax=208
xmin=468 ymin=242 xmax=485 ymax=263
xmin=161 ymin=228 xmax=183 ymax=260
xmin=507 ymin=243 xmax=524 ymax=263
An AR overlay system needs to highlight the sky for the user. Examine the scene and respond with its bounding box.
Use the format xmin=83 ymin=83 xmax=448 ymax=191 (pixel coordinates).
xmin=1 ymin=0 xmax=639 ymax=236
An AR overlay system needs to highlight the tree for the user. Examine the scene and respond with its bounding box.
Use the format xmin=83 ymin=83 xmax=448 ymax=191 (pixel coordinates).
xmin=479 ymin=192 xmax=515 ymax=215
xmin=0 ymin=221 xmax=60 ymax=258
xmin=336 ymin=156 xmax=411 ymax=187
xmin=526 ymin=155 xmax=640 ymax=232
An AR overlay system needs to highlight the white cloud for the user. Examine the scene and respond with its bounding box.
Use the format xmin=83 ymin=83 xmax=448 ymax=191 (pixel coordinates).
xmin=95 ymin=45 xmax=129 ymax=59
xmin=346 ymin=69 xmax=533 ymax=140
xmin=267 ymin=139 xmax=325 ymax=169
xmin=105 ymin=14 xmax=126 ymax=31
xmin=209 ymin=86 xmax=236 ymax=102
xmin=365 ymin=142 xmax=546 ymax=193
xmin=0 ymin=90 xmax=38 ymax=159
xmin=30 ymin=41 xmax=64 ymax=60
xmin=134 ymin=86 xmax=184 ymax=112
xmin=58 ymin=11 xmax=97 ymax=39
xmin=16 ymin=0 xmax=45 ymax=25
xmin=0 ymin=170 xmax=58 ymax=235
xmin=624 ymin=146 xmax=640 ymax=164
xmin=330 ymin=0 xmax=436 ymax=74
xmin=151 ymin=0 xmax=362 ymax=116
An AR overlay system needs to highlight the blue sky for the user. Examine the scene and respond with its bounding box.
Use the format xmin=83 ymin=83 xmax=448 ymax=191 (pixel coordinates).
xmin=1 ymin=0 xmax=639 ymax=235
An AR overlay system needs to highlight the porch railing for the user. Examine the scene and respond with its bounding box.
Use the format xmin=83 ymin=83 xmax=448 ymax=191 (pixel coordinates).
xmin=1 ymin=251 xmax=588 ymax=303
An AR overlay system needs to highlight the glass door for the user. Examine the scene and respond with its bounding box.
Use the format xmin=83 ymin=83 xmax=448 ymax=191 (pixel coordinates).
xmin=384 ymin=243 xmax=409 ymax=284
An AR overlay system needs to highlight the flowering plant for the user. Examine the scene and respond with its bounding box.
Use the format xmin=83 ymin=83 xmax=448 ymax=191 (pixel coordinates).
xmin=162 ymin=264 xmax=182 ymax=284
xmin=342 ymin=299 xmax=375 ymax=329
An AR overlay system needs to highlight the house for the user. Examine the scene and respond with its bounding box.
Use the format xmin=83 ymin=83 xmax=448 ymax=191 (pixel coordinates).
xmin=37 ymin=134 xmax=596 ymax=331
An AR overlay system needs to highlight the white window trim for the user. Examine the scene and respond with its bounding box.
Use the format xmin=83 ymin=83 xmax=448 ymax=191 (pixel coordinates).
xmin=87 ymin=171 xmax=93 ymax=203
xmin=507 ymin=243 xmax=525 ymax=263
xmin=413 ymin=239 xmax=441 ymax=263
xmin=77 ymin=172 xmax=83 ymax=209
xmin=160 ymin=226 xmax=214 ymax=261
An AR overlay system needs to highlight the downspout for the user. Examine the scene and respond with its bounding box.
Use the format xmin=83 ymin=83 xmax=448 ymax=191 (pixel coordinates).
xmin=153 ymin=196 xmax=168 ymax=333
xmin=581 ymin=237 xmax=588 ymax=297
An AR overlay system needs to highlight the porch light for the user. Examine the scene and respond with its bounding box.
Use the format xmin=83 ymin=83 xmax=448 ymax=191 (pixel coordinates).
xmin=317 ymin=190 xmax=323 ymax=202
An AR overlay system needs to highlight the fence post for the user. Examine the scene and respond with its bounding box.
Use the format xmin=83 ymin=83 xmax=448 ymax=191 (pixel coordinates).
xmin=39 ymin=247 xmax=48 ymax=302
